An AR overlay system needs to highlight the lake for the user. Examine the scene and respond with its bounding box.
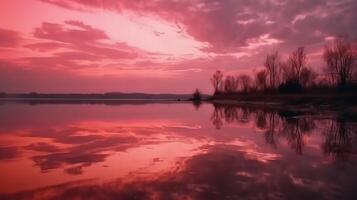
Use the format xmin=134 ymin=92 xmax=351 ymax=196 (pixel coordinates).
xmin=0 ymin=101 xmax=356 ymax=200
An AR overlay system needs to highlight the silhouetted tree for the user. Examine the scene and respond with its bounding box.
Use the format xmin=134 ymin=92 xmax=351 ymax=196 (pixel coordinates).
xmin=264 ymin=51 xmax=281 ymax=89
xmin=279 ymin=47 xmax=307 ymax=93
xmin=300 ymin=67 xmax=317 ymax=89
xmin=209 ymin=39 xmax=357 ymax=95
xmin=238 ymin=74 xmax=252 ymax=93
xmin=315 ymin=76 xmax=331 ymax=89
xmin=211 ymin=70 xmax=224 ymax=94
xmin=255 ymin=69 xmax=268 ymax=91
xmin=192 ymin=88 xmax=202 ymax=101
xmin=288 ymin=47 xmax=306 ymax=84
xmin=224 ymin=76 xmax=239 ymax=93
xmin=191 ymin=89 xmax=202 ymax=109
xmin=323 ymin=38 xmax=356 ymax=91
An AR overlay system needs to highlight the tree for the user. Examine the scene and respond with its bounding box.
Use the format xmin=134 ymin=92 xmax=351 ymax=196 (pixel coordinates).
xmin=255 ymin=69 xmax=268 ymax=91
xmin=315 ymin=76 xmax=330 ymax=88
xmin=279 ymin=47 xmax=308 ymax=93
xmin=264 ymin=51 xmax=281 ymax=89
xmin=191 ymin=89 xmax=202 ymax=109
xmin=300 ymin=67 xmax=317 ymax=89
xmin=238 ymin=74 xmax=252 ymax=93
xmin=287 ymin=47 xmax=307 ymax=84
xmin=192 ymin=88 xmax=202 ymax=101
xmin=211 ymin=70 xmax=223 ymax=94
xmin=224 ymin=75 xmax=239 ymax=93
xmin=323 ymin=38 xmax=356 ymax=90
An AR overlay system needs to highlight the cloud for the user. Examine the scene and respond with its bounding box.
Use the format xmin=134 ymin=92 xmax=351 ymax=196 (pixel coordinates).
xmin=39 ymin=0 xmax=357 ymax=53
xmin=23 ymin=42 xmax=69 ymax=52
xmin=24 ymin=142 xmax=61 ymax=153
xmin=0 ymin=146 xmax=20 ymax=160
xmin=34 ymin=21 xmax=108 ymax=44
xmin=0 ymin=28 xmax=21 ymax=47
xmin=1 ymin=21 xmax=142 ymax=77
xmin=32 ymin=21 xmax=138 ymax=59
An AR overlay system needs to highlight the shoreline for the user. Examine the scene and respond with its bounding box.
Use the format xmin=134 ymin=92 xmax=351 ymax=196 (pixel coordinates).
xmin=206 ymin=93 xmax=357 ymax=107
xmin=205 ymin=94 xmax=357 ymax=122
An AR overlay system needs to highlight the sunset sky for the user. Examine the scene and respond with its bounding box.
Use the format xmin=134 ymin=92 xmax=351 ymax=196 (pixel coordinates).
xmin=0 ymin=0 xmax=356 ymax=93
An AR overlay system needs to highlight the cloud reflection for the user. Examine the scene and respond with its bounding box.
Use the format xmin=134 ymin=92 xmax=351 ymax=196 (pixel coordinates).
xmin=2 ymin=144 xmax=357 ymax=200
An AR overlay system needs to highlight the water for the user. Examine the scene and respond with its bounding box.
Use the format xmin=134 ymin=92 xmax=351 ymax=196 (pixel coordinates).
xmin=0 ymin=101 xmax=356 ymax=200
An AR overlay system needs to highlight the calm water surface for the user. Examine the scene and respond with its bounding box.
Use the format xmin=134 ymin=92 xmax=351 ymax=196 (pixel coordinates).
xmin=0 ymin=101 xmax=356 ymax=200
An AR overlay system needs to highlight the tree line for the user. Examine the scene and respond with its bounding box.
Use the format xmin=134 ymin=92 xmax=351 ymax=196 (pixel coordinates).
xmin=211 ymin=38 xmax=357 ymax=95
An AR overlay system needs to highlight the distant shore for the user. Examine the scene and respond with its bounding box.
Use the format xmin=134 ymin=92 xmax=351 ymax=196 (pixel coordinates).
xmin=0 ymin=92 xmax=195 ymax=101
xmin=1 ymin=92 xmax=356 ymax=109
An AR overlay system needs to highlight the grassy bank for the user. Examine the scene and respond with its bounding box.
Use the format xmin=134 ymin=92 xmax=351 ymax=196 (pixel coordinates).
xmin=207 ymin=93 xmax=357 ymax=107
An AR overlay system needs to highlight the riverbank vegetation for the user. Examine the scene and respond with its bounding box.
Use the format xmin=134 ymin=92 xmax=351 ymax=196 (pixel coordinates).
xmin=210 ymin=38 xmax=357 ymax=100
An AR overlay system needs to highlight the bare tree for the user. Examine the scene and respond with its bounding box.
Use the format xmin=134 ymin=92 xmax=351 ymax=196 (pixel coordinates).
xmin=211 ymin=70 xmax=223 ymax=94
xmin=315 ymin=76 xmax=331 ymax=89
xmin=323 ymin=38 xmax=356 ymax=89
xmin=264 ymin=51 xmax=281 ymax=89
xmin=300 ymin=67 xmax=317 ymax=88
xmin=288 ymin=47 xmax=307 ymax=83
xmin=238 ymin=74 xmax=252 ymax=93
xmin=255 ymin=69 xmax=268 ymax=91
xmin=281 ymin=61 xmax=292 ymax=83
xmin=224 ymin=75 xmax=239 ymax=93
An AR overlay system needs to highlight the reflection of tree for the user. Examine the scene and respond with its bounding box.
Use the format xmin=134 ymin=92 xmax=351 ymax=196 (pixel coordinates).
xmin=210 ymin=104 xmax=251 ymax=128
xmin=211 ymin=103 xmax=357 ymax=158
xmin=258 ymin=110 xmax=316 ymax=154
xmin=257 ymin=111 xmax=316 ymax=154
xmin=322 ymin=119 xmax=357 ymax=162
xmin=255 ymin=110 xmax=267 ymax=129
xmin=211 ymin=105 xmax=224 ymax=129
xmin=223 ymin=105 xmax=239 ymax=123
xmin=239 ymin=107 xmax=250 ymax=123
xmin=264 ymin=113 xmax=280 ymax=149
xmin=211 ymin=104 xmax=317 ymax=155
xmin=192 ymin=100 xmax=202 ymax=110
xmin=280 ymin=117 xmax=314 ymax=154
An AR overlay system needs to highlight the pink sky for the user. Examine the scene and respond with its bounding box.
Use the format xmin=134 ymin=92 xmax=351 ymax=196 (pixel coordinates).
xmin=0 ymin=0 xmax=356 ymax=93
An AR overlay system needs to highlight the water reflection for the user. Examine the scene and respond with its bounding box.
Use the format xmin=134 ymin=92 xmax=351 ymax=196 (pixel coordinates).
xmin=211 ymin=103 xmax=357 ymax=158
xmin=322 ymin=119 xmax=357 ymax=162
xmin=0 ymin=102 xmax=356 ymax=199
xmin=2 ymin=143 xmax=357 ymax=200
